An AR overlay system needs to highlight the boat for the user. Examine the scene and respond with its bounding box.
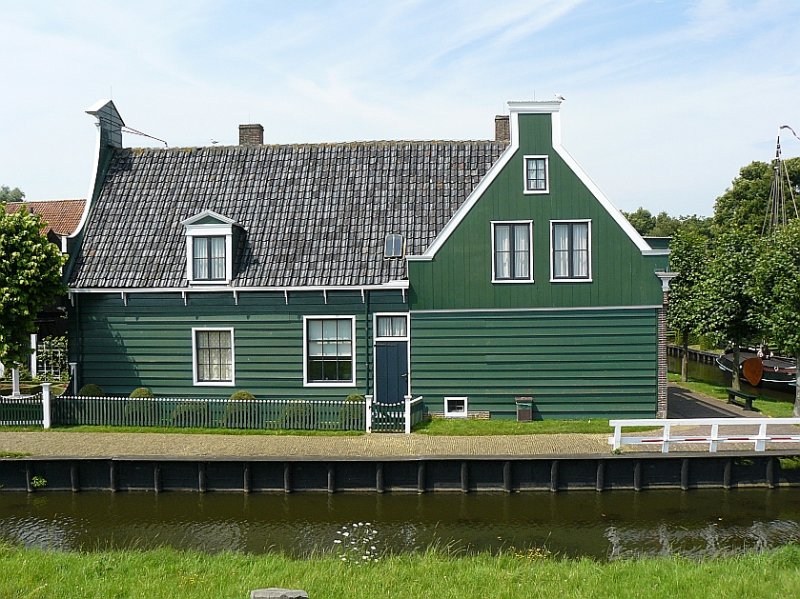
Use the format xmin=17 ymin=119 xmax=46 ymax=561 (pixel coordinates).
xmin=716 ymin=348 xmax=796 ymax=388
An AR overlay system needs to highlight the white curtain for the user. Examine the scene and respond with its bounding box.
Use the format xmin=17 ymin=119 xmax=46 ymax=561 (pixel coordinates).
xmin=553 ymin=225 xmax=569 ymax=277
xmin=495 ymin=225 xmax=511 ymax=278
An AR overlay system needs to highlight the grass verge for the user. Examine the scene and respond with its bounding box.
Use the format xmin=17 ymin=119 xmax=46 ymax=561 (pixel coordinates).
xmin=1 ymin=544 xmax=799 ymax=599
xmin=414 ymin=418 xmax=654 ymax=435
xmin=668 ymin=374 xmax=795 ymax=418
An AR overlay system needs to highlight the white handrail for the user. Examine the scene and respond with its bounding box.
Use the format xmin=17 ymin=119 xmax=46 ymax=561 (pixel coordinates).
xmin=609 ymin=417 xmax=800 ymax=453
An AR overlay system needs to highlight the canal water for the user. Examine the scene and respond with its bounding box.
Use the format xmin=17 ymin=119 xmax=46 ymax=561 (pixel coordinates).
xmin=1 ymin=489 xmax=799 ymax=560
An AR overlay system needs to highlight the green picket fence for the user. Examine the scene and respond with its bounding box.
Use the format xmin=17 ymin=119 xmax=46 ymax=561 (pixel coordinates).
xmin=51 ymin=396 xmax=366 ymax=431
xmin=0 ymin=393 xmax=44 ymax=426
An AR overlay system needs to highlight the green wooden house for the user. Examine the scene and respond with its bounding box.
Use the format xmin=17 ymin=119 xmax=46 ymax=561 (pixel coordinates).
xmin=66 ymin=99 xmax=670 ymax=419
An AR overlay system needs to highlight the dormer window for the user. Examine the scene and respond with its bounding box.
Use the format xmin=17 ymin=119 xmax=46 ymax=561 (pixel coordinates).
xmin=523 ymin=155 xmax=549 ymax=194
xmin=385 ymin=234 xmax=404 ymax=258
xmin=181 ymin=210 xmax=237 ymax=285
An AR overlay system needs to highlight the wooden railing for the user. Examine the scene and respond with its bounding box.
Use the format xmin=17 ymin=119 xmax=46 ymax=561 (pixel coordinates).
xmin=609 ymin=418 xmax=800 ymax=453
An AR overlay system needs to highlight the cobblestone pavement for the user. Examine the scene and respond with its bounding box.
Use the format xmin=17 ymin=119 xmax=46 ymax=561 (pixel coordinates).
xmin=0 ymin=385 xmax=797 ymax=459
xmin=0 ymin=431 xmax=614 ymax=459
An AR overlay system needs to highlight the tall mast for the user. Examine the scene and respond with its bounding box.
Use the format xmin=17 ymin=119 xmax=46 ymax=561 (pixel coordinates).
xmin=762 ymin=128 xmax=799 ymax=236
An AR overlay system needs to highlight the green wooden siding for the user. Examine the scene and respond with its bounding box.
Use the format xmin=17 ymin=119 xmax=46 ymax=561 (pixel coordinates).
xmin=410 ymin=308 xmax=658 ymax=419
xmin=70 ymin=291 xmax=406 ymax=398
xmin=408 ymin=112 xmax=666 ymax=311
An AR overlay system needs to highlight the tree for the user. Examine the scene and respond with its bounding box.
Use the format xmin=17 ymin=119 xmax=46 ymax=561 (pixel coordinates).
xmin=622 ymin=207 xmax=655 ymax=236
xmin=0 ymin=205 xmax=67 ymax=372
xmin=0 ymin=186 xmax=24 ymax=203
xmin=623 ymin=207 xmax=711 ymax=238
xmin=695 ymin=228 xmax=760 ymax=391
xmin=712 ymin=158 xmax=800 ymax=235
xmin=667 ymin=228 xmax=709 ymax=381
xmin=752 ymin=220 xmax=800 ymax=415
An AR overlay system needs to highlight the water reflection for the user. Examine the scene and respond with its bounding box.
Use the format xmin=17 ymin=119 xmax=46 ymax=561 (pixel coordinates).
xmin=1 ymin=489 xmax=799 ymax=560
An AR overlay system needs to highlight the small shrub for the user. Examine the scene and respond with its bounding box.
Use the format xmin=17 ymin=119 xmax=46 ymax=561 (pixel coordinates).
xmin=77 ymin=383 xmax=104 ymax=397
xmin=30 ymin=475 xmax=47 ymax=489
xmin=340 ymin=394 xmax=365 ymax=430
xmin=279 ymin=403 xmax=318 ymax=430
xmin=129 ymin=387 xmax=154 ymax=398
xmin=169 ymin=402 xmax=210 ymax=428
xmin=221 ymin=390 xmax=259 ymax=428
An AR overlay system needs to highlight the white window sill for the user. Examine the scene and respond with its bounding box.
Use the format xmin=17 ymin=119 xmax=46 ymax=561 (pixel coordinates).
xmin=193 ymin=380 xmax=236 ymax=387
xmin=303 ymin=382 xmax=356 ymax=388
xmin=492 ymin=279 xmax=535 ymax=284
xmin=550 ymin=278 xmax=593 ymax=283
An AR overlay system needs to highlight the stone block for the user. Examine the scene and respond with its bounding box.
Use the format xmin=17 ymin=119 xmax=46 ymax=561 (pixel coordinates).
xmin=250 ymin=589 xmax=309 ymax=599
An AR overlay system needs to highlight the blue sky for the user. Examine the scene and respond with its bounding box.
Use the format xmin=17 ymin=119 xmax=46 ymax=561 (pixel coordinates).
xmin=2 ymin=0 xmax=799 ymax=216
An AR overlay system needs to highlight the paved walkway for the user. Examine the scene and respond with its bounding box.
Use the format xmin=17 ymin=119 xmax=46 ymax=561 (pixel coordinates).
xmin=0 ymin=385 xmax=796 ymax=459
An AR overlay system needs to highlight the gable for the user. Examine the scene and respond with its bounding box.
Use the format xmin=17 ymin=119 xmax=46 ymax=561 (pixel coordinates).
xmin=407 ymin=104 xmax=667 ymax=311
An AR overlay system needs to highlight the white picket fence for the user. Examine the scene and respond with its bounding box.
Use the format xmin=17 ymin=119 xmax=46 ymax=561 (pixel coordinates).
xmin=609 ymin=417 xmax=800 ymax=453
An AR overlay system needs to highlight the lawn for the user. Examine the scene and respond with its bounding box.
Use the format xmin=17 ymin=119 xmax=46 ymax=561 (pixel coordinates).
xmin=415 ymin=418 xmax=627 ymax=435
xmin=668 ymin=373 xmax=795 ymax=418
xmin=1 ymin=544 xmax=799 ymax=599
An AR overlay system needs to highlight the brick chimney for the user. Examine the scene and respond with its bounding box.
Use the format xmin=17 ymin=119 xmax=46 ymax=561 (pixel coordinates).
xmin=239 ymin=123 xmax=264 ymax=146
xmin=494 ymin=115 xmax=510 ymax=143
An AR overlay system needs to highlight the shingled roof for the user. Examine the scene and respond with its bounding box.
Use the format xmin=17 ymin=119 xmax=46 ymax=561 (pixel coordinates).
xmin=69 ymin=140 xmax=507 ymax=288
xmin=5 ymin=199 xmax=86 ymax=236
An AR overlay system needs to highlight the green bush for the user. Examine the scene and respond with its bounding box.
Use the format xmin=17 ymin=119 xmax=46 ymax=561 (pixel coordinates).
xmin=340 ymin=394 xmax=365 ymax=430
xmin=77 ymin=383 xmax=104 ymax=397
xmin=221 ymin=390 xmax=259 ymax=428
xmin=129 ymin=387 xmax=154 ymax=398
xmin=169 ymin=402 xmax=210 ymax=428
xmin=279 ymin=403 xmax=318 ymax=430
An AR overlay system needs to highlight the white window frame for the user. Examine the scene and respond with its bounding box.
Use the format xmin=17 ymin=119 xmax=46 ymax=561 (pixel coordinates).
xmin=182 ymin=211 xmax=236 ymax=285
xmin=491 ymin=220 xmax=534 ymax=284
xmin=191 ymin=327 xmax=235 ymax=387
xmin=303 ymin=315 xmax=357 ymax=388
xmin=523 ymin=155 xmax=549 ymax=195
xmin=549 ymin=219 xmax=592 ymax=283
xmin=444 ymin=396 xmax=468 ymax=418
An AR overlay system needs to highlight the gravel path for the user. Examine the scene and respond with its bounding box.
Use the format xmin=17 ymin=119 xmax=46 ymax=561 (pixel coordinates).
xmin=0 ymin=431 xmax=612 ymax=459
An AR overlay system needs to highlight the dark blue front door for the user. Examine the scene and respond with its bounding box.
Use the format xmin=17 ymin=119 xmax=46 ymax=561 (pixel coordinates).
xmin=375 ymin=341 xmax=408 ymax=404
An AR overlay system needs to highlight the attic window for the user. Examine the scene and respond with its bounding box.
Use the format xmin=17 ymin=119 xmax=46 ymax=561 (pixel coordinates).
xmin=385 ymin=234 xmax=404 ymax=259
xmin=181 ymin=210 xmax=237 ymax=285
xmin=523 ymin=155 xmax=549 ymax=194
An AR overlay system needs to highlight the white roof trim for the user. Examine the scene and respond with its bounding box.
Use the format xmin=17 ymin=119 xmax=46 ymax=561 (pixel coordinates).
xmin=408 ymin=100 xmax=654 ymax=260
xmin=181 ymin=209 xmax=237 ymax=227
xmin=68 ymin=280 xmax=410 ymax=294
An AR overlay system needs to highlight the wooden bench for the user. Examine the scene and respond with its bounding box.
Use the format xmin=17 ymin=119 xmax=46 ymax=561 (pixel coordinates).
xmin=727 ymin=388 xmax=757 ymax=411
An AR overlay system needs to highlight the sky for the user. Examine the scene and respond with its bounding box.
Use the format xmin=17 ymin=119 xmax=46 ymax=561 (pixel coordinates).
xmin=1 ymin=0 xmax=799 ymax=217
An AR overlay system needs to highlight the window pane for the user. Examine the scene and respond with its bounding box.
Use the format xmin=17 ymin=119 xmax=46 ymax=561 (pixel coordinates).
xmin=308 ymin=320 xmax=322 ymax=341
xmin=392 ymin=316 xmax=406 ymax=336
xmin=553 ymin=225 xmax=569 ymax=250
xmin=210 ymin=237 xmax=225 ymax=258
xmin=323 ymin=320 xmax=337 ymax=340
xmin=572 ymin=223 xmax=588 ymax=251
xmin=494 ymin=225 xmax=510 ymax=279
xmin=337 ymin=320 xmax=352 ymax=340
